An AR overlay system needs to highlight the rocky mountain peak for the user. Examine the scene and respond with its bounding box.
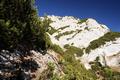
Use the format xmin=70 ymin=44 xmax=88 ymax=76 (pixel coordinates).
xmin=46 ymin=15 xmax=110 ymax=48
xmin=46 ymin=15 xmax=120 ymax=71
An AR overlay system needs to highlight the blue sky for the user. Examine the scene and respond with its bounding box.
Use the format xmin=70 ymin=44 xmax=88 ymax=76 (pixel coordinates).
xmin=35 ymin=0 xmax=120 ymax=32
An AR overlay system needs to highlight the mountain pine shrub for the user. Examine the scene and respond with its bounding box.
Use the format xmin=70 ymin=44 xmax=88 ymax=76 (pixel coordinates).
xmin=85 ymin=32 xmax=120 ymax=53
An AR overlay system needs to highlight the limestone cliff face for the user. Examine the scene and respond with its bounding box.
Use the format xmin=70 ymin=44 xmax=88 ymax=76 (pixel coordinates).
xmin=46 ymin=15 xmax=120 ymax=71
xmin=47 ymin=15 xmax=109 ymax=48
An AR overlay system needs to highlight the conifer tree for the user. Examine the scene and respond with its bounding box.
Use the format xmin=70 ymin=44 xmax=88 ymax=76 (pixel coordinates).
xmin=0 ymin=0 xmax=47 ymax=52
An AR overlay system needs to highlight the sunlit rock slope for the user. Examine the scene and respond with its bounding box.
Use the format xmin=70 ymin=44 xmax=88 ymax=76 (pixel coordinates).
xmin=46 ymin=15 xmax=120 ymax=71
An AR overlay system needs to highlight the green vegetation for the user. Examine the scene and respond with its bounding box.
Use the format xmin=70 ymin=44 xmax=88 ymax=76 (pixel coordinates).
xmin=101 ymin=25 xmax=105 ymax=29
xmin=85 ymin=27 xmax=89 ymax=31
xmin=59 ymin=45 xmax=96 ymax=80
xmin=48 ymin=26 xmax=58 ymax=35
xmin=44 ymin=35 xmax=120 ymax=80
xmin=54 ymin=44 xmax=120 ymax=80
xmin=64 ymin=44 xmax=70 ymax=49
xmin=67 ymin=29 xmax=82 ymax=40
xmin=51 ymin=44 xmax=64 ymax=54
xmin=64 ymin=44 xmax=84 ymax=57
xmin=45 ymin=33 xmax=64 ymax=54
xmin=39 ymin=62 xmax=60 ymax=80
xmin=71 ymin=29 xmax=82 ymax=38
xmin=71 ymin=43 xmax=74 ymax=45
xmin=1 ymin=0 xmax=120 ymax=79
xmin=48 ymin=26 xmax=69 ymax=35
xmin=78 ymin=19 xmax=87 ymax=24
xmin=57 ymin=26 xmax=69 ymax=30
xmin=90 ymin=57 xmax=120 ymax=80
xmin=55 ymin=31 xmax=75 ymax=40
xmin=45 ymin=43 xmax=96 ymax=80
xmin=77 ymin=29 xmax=82 ymax=33
xmin=42 ymin=43 xmax=120 ymax=80
xmin=45 ymin=33 xmax=53 ymax=49
xmin=86 ymin=32 xmax=120 ymax=53
xmin=0 ymin=0 xmax=48 ymax=52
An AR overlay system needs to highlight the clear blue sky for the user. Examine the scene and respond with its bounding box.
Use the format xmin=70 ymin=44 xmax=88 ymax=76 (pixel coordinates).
xmin=35 ymin=0 xmax=120 ymax=32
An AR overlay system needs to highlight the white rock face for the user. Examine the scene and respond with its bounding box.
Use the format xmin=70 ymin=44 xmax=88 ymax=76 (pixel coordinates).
xmin=47 ymin=15 xmax=109 ymax=48
xmin=46 ymin=15 xmax=120 ymax=71
xmin=81 ymin=38 xmax=120 ymax=70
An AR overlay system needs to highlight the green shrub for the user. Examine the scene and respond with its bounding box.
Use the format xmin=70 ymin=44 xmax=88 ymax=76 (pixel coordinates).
xmin=51 ymin=44 xmax=64 ymax=54
xmin=48 ymin=26 xmax=69 ymax=35
xmin=48 ymin=26 xmax=58 ymax=35
xmin=85 ymin=32 xmax=120 ymax=53
xmin=45 ymin=33 xmax=53 ymax=49
xmin=57 ymin=26 xmax=69 ymax=30
xmin=64 ymin=44 xmax=70 ymax=49
xmin=45 ymin=34 xmax=64 ymax=54
xmin=0 ymin=0 xmax=48 ymax=52
xmin=47 ymin=45 xmax=96 ymax=80
xmin=71 ymin=43 xmax=74 ymax=45
xmin=66 ymin=29 xmax=82 ymax=40
xmin=50 ymin=44 xmax=96 ymax=79
xmin=64 ymin=45 xmax=84 ymax=57
xmin=85 ymin=27 xmax=89 ymax=31
xmin=48 ymin=62 xmax=55 ymax=71
xmin=39 ymin=62 xmax=60 ymax=80
xmin=78 ymin=19 xmax=87 ymax=24
xmin=77 ymin=29 xmax=82 ymax=33
xmin=55 ymin=31 xmax=75 ymax=40
xmin=90 ymin=57 xmax=120 ymax=80
xmin=61 ymin=47 xmax=96 ymax=80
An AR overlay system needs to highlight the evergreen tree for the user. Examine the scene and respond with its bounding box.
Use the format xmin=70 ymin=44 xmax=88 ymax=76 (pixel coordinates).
xmin=0 ymin=0 xmax=47 ymax=52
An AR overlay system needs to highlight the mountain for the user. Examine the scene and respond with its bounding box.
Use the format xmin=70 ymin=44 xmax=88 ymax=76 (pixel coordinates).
xmin=43 ymin=15 xmax=120 ymax=79
xmin=46 ymin=15 xmax=120 ymax=71
xmin=0 ymin=15 xmax=120 ymax=80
